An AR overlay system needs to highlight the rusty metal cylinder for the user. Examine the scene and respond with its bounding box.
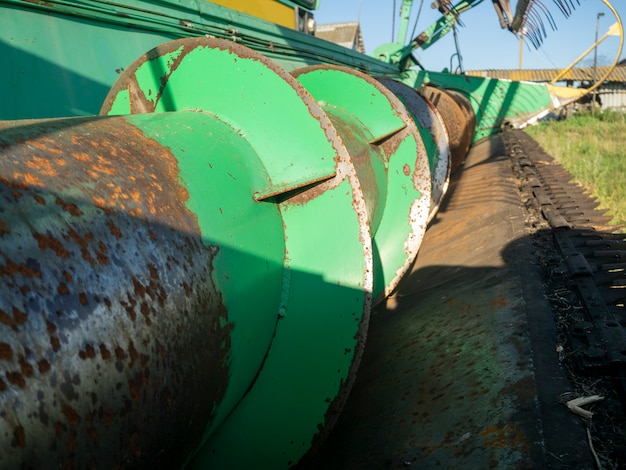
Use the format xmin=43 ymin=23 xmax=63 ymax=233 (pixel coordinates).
xmin=417 ymin=85 xmax=476 ymax=173
xmin=0 ymin=114 xmax=242 ymax=468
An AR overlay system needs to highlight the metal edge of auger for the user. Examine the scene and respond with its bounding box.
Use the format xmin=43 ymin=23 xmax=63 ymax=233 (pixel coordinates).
xmin=292 ymin=65 xmax=433 ymax=303
xmin=377 ymin=78 xmax=453 ymax=223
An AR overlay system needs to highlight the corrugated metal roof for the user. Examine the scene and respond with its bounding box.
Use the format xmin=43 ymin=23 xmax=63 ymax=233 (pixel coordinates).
xmin=315 ymin=22 xmax=365 ymax=54
xmin=465 ymin=66 xmax=626 ymax=83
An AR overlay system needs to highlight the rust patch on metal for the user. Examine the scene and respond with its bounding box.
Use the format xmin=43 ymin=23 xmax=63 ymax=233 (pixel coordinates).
xmin=480 ymin=423 xmax=528 ymax=451
xmin=12 ymin=308 xmax=27 ymax=328
xmin=50 ymin=336 xmax=61 ymax=352
xmin=0 ymin=258 xmax=42 ymax=278
xmin=6 ymin=371 xmax=25 ymax=388
xmin=415 ymin=32 xmax=429 ymax=47
xmin=18 ymin=356 xmax=33 ymax=377
xmin=62 ymin=404 xmax=81 ymax=427
xmin=107 ymin=219 xmax=122 ymax=238
xmin=0 ymin=220 xmax=10 ymax=236
xmin=376 ymin=125 xmax=411 ymax=158
xmin=37 ymin=359 xmax=51 ymax=374
xmin=32 ymin=232 xmax=70 ymax=258
xmin=0 ymin=343 xmax=13 ymax=360
xmin=12 ymin=425 xmax=26 ymax=448
xmin=490 ymin=292 xmax=509 ymax=307
xmin=55 ymin=197 xmax=84 ymax=216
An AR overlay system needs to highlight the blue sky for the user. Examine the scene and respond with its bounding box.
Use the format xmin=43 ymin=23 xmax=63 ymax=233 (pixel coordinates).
xmin=314 ymin=0 xmax=626 ymax=72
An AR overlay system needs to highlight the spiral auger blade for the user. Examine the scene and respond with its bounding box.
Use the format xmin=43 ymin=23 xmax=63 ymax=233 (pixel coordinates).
xmin=0 ymin=37 xmax=476 ymax=469
xmin=378 ymin=79 xmax=452 ymax=223
xmin=291 ymin=65 xmax=433 ymax=303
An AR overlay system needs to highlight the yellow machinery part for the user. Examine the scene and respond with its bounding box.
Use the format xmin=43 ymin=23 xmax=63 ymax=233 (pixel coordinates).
xmin=210 ymin=0 xmax=296 ymax=29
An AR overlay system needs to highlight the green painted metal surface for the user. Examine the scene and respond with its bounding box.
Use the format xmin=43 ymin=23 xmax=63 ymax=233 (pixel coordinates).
xmin=101 ymin=37 xmax=373 ymax=468
xmin=294 ymin=66 xmax=431 ymax=301
xmin=132 ymin=109 xmax=286 ymax=438
xmin=0 ymin=0 xmax=397 ymax=120
xmin=371 ymin=0 xmax=486 ymax=68
xmin=103 ymin=38 xmax=337 ymax=200
xmin=193 ymin=181 xmax=371 ymax=467
xmin=403 ymin=69 xmax=554 ymax=142
xmin=0 ymin=0 xmax=562 ymax=140
xmin=413 ymin=0 xmax=485 ymax=50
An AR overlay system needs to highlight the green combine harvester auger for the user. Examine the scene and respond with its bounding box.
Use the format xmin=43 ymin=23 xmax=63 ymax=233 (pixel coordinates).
xmin=0 ymin=35 xmax=448 ymax=469
xmin=0 ymin=0 xmax=607 ymax=468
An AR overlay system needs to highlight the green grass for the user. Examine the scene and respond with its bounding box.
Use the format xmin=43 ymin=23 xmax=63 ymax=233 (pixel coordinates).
xmin=525 ymin=110 xmax=626 ymax=228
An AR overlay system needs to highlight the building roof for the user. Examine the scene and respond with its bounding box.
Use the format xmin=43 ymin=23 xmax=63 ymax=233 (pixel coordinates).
xmin=315 ymin=22 xmax=365 ymax=54
xmin=464 ymin=65 xmax=626 ymax=83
